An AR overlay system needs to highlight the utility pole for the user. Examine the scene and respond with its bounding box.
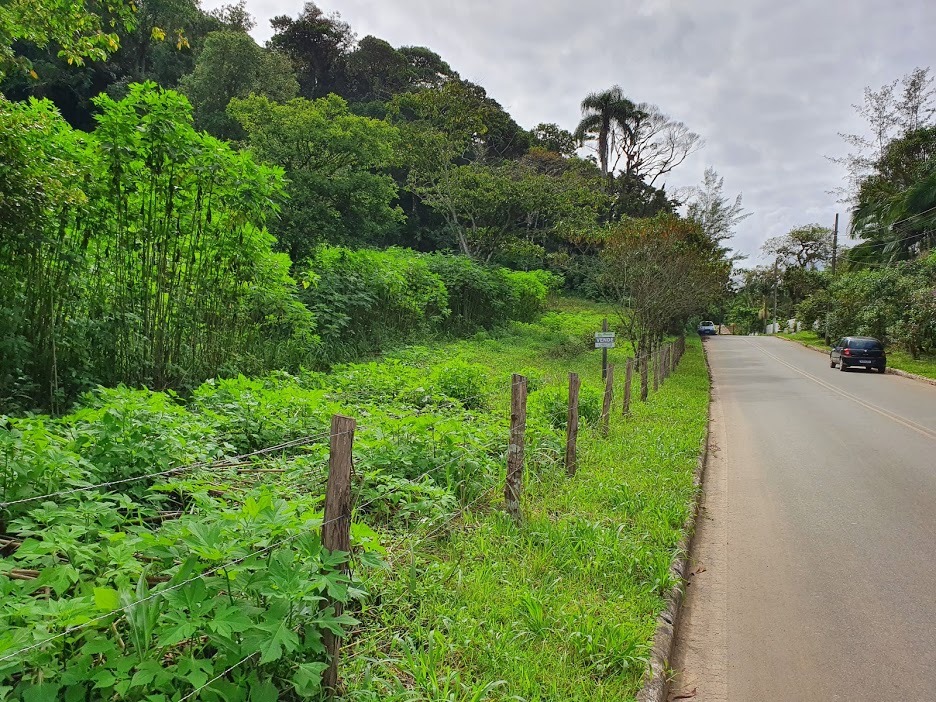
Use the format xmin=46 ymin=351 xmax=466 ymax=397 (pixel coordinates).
xmin=825 ymin=213 xmax=839 ymax=344
xmin=772 ymin=258 xmax=779 ymax=334
xmin=831 ymin=212 xmax=839 ymax=275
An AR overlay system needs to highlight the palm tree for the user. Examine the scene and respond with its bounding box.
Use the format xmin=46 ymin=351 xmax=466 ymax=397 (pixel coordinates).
xmin=851 ymin=163 xmax=936 ymax=263
xmin=574 ymin=86 xmax=641 ymax=178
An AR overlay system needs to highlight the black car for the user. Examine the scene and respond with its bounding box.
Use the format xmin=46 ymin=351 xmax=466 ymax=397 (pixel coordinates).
xmin=830 ymin=336 xmax=886 ymax=373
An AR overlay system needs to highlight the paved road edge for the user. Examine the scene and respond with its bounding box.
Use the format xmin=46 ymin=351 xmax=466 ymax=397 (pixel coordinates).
xmin=636 ymin=341 xmax=713 ymax=702
xmin=777 ymin=336 xmax=936 ymax=387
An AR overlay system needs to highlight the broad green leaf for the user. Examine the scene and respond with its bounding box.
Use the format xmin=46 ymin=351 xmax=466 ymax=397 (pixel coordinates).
xmin=93 ymin=587 xmax=120 ymax=611
xmin=255 ymin=618 xmax=300 ymax=664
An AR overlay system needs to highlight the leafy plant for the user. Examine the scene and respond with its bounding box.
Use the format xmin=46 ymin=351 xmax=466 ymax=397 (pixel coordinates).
xmin=431 ymin=361 xmax=489 ymax=410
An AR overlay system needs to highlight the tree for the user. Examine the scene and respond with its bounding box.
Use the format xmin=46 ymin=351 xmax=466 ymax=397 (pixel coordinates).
xmin=341 ymin=38 xmax=458 ymax=105
xmin=684 ymin=166 xmax=749 ymax=258
xmin=532 ymin=122 xmax=577 ymax=157
xmin=610 ymin=103 xmax=702 ymax=186
xmin=849 ymin=126 xmax=936 ymax=262
xmin=0 ymin=0 xmax=137 ymax=77
xmin=597 ymin=214 xmax=731 ymax=360
xmin=763 ymin=225 xmax=834 ymax=269
xmin=608 ymin=171 xmax=677 ymax=220
xmin=208 ymin=0 xmax=256 ymax=32
xmin=397 ymin=46 xmax=458 ymax=90
xmin=832 ymin=66 xmax=935 ymax=202
xmin=229 ymin=93 xmax=403 ymax=260
xmin=574 ymin=86 xmax=640 ymax=178
xmin=0 ymin=0 xmax=231 ymax=130
xmin=179 ymin=31 xmax=298 ymax=139
xmin=1 ymin=84 xmax=313 ymax=407
xmin=268 ymin=2 xmax=354 ymax=99
xmin=342 ymin=36 xmax=410 ymax=102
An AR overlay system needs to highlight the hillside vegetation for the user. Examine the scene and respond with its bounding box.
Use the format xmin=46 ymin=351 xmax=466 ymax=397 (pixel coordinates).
xmin=1 ymin=301 xmax=707 ymax=701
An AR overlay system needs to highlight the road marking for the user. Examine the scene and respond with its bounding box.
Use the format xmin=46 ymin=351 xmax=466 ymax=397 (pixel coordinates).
xmin=744 ymin=339 xmax=936 ymax=442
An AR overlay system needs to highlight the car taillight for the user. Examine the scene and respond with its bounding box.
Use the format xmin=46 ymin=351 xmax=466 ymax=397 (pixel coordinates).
xmin=843 ymin=349 xmax=851 ymax=356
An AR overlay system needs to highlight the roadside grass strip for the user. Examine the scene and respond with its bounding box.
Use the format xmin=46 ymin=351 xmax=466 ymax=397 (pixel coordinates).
xmin=0 ymin=299 xmax=708 ymax=701
xmin=343 ymin=308 xmax=709 ymax=701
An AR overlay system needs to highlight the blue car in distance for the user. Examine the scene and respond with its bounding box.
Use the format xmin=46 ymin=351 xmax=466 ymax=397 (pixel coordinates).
xmin=698 ymin=321 xmax=717 ymax=335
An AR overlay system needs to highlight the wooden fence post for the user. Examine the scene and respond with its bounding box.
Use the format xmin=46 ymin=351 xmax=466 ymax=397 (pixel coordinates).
xmin=622 ymin=357 xmax=633 ymax=416
xmin=322 ymin=414 xmax=356 ymax=696
xmin=600 ymin=363 xmax=614 ymax=436
xmin=652 ymin=348 xmax=660 ymax=393
xmin=640 ymin=354 xmax=649 ymax=401
xmin=505 ymin=374 xmax=527 ymax=522
xmin=565 ymin=372 xmax=580 ymax=476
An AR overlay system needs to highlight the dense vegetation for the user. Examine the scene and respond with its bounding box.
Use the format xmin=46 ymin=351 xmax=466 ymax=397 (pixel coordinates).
xmin=1 ymin=0 xmax=734 ymax=413
xmin=0 ymin=302 xmax=707 ymax=701
xmin=1 ymin=4 xmax=723 ymax=699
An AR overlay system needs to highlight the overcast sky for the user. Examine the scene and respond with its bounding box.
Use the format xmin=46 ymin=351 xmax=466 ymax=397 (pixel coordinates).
xmin=203 ymin=0 xmax=935 ymax=264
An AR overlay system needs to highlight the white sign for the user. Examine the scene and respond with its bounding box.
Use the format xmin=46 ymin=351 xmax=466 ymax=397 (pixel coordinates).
xmin=595 ymin=332 xmax=616 ymax=349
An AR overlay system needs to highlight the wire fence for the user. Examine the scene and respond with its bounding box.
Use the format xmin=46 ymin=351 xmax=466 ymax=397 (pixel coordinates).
xmin=0 ymin=335 xmax=690 ymax=698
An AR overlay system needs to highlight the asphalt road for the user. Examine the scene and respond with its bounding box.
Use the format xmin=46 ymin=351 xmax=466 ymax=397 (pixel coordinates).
xmin=671 ymin=335 xmax=936 ymax=702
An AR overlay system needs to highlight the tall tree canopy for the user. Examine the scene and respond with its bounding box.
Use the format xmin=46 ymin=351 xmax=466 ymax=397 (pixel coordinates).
xmin=574 ymin=85 xmax=639 ymax=178
xmin=268 ymin=2 xmax=354 ymax=99
xmin=229 ymin=93 xmax=403 ymax=260
xmin=0 ymin=0 xmax=136 ymax=77
xmin=684 ymin=166 xmax=749 ymax=259
xmin=179 ymin=30 xmax=298 ymax=139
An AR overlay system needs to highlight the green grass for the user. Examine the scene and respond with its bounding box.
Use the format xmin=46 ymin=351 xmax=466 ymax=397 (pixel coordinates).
xmin=779 ymin=330 xmax=936 ymax=380
xmin=343 ymin=298 xmax=709 ymax=701
xmin=0 ymin=297 xmax=708 ymax=701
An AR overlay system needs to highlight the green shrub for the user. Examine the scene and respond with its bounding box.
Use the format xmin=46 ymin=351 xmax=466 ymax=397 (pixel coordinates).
xmin=502 ymin=269 xmax=564 ymax=322
xmin=191 ymin=374 xmax=334 ymax=452
xmin=431 ymin=361 xmax=489 ymax=409
xmin=299 ymin=246 xmax=448 ymax=361
xmin=529 ymin=384 xmax=603 ymax=429
xmin=65 ymin=386 xmax=222 ymax=487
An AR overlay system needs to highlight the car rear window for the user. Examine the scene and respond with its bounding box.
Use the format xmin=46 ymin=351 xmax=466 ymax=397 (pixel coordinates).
xmin=849 ymin=339 xmax=883 ymax=350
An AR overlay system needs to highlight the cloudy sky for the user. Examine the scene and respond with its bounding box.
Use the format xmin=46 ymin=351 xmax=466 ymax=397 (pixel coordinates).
xmin=203 ymin=0 xmax=935 ymax=263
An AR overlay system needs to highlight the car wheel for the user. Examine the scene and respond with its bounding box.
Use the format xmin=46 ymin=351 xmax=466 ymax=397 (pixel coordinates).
xmin=879 ymin=366 xmax=886 ymax=374
xmin=830 ymin=359 xmax=836 ymax=368
xmin=839 ymin=362 xmax=847 ymax=372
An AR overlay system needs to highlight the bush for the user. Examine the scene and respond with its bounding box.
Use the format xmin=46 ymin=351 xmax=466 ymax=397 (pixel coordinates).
xmin=191 ymin=374 xmax=335 ymax=452
xmin=431 ymin=361 xmax=489 ymax=409
xmin=797 ymin=261 xmax=936 ymax=356
xmin=65 ymin=386 xmax=222 ymax=487
xmin=529 ymin=384 xmax=603 ymax=430
xmin=501 ymin=269 xmax=564 ymax=322
xmin=425 ymin=254 xmax=513 ymax=333
xmin=300 ymin=246 xmax=449 ymax=361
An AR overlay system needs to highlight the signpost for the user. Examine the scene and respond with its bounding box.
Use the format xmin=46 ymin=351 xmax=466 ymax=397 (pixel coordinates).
xmin=594 ymin=332 xmax=616 ymax=348
xmin=595 ymin=318 xmax=615 ymax=379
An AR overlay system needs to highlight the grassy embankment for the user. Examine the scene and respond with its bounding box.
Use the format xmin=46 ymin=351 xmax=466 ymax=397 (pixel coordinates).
xmin=0 ymin=297 xmax=708 ymax=701
xmin=779 ymin=330 xmax=936 ymax=380
xmin=344 ymin=298 xmax=709 ymax=701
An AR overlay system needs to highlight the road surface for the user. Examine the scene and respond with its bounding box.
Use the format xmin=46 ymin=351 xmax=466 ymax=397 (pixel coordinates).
xmin=671 ymin=335 xmax=936 ymax=702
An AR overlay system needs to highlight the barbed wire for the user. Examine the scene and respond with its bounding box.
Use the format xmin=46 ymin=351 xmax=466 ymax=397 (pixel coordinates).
xmin=178 ymin=651 xmax=259 ymax=701
xmin=0 ymin=436 xmax=500 ymax=666
xmin=0 ymin=345 xmax=689 ymax=671
xmin=0 ymin=427 xmax=346 ymax=510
